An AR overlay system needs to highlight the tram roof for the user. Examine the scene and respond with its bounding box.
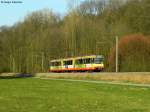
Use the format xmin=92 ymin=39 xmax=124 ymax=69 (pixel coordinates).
xmin=50 ymin=55 xmax=103 ymax=62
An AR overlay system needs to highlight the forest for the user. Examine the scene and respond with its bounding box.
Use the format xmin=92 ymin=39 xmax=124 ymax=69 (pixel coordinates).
xmin=0 ymin=0 xmax=150 ymax=73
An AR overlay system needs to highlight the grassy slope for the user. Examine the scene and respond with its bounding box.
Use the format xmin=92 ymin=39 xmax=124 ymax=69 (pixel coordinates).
xmin=0 ymin=78 xmax=150 ymax=112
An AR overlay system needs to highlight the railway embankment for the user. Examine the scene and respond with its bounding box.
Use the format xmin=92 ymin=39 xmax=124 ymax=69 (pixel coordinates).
xmin=35 ymin=72 xmax=150 ymax=84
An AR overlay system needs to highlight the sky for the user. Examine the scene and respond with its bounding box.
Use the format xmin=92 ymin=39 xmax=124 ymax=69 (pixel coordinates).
xmin=0 ymin=0 xmax=70 ymax=26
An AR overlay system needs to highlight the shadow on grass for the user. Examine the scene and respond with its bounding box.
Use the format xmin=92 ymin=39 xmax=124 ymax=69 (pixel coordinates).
xmin=0 ymin=73 xmax=35 ymax=79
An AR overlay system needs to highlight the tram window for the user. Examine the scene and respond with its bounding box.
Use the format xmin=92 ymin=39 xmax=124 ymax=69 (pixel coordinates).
xmin=86 ymin=58 xmax=93 ymax=64
xmin=64 ymin=60 xmax=72 ymax=65
xmin=82 ymin=59 xmax=86 ymax=64
xmin=77 ymin=59 xmax=83 ymax=64
xmin=76 ymin=58 xmax=94 ymax=64
xmin=63 ymin=61 xmax=67 ymax=65
xmin=85 ymin=58 xmax=91 ymax=64
xmin=95 ymin=58 xmax=103 ymax=64
xmin=79 ymin=59 xmax=83 ymax=64
xmin=90 ymin=58 xmax=95 ymax=63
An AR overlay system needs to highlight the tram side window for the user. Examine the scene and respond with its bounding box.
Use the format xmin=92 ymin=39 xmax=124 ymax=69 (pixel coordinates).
xmin=84 ymin=58 xmax=94 ymax=64
xmin=64 ymin=60 xmax=73 ymax=65
xmin=75 ymin=59 xmax=83 ymax=64
xmin=76 ymin=58 xmax=95 ymax=64
xmin=51 ymin=62 xmax=61 ymax=66
xmin=90 ymin=58 xmax=95 ymax=63
xmin=81 ymin=59 xmax=86 ymax=64
xmin=86 ymin=58 xmax=90 ymax=64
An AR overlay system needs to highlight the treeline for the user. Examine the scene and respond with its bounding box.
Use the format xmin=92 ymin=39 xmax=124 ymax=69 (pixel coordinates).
xmin=0 ymin=0 xmax=150 ymax=73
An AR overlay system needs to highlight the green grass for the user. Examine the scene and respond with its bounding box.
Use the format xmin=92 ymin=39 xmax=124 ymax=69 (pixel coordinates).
xmin=0 ymin=78 xmax=150 ymax=112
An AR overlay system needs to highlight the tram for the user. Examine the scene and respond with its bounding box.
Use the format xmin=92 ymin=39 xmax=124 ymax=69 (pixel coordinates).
xmin=49 ymin=55 xmax=104 ymax=72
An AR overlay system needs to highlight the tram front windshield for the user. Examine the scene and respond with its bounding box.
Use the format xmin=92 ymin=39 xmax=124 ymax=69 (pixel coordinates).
xmin=95 ymin=58 xmax=103 ymax=64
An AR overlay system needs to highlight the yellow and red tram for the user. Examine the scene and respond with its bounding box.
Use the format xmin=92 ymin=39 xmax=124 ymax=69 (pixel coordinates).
xmin=49 ymin=55 xmax=104 ymax=72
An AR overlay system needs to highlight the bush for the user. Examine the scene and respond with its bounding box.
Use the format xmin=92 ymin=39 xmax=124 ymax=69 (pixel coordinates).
xmin=108 ymin=34 xmax=150 ymax=72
